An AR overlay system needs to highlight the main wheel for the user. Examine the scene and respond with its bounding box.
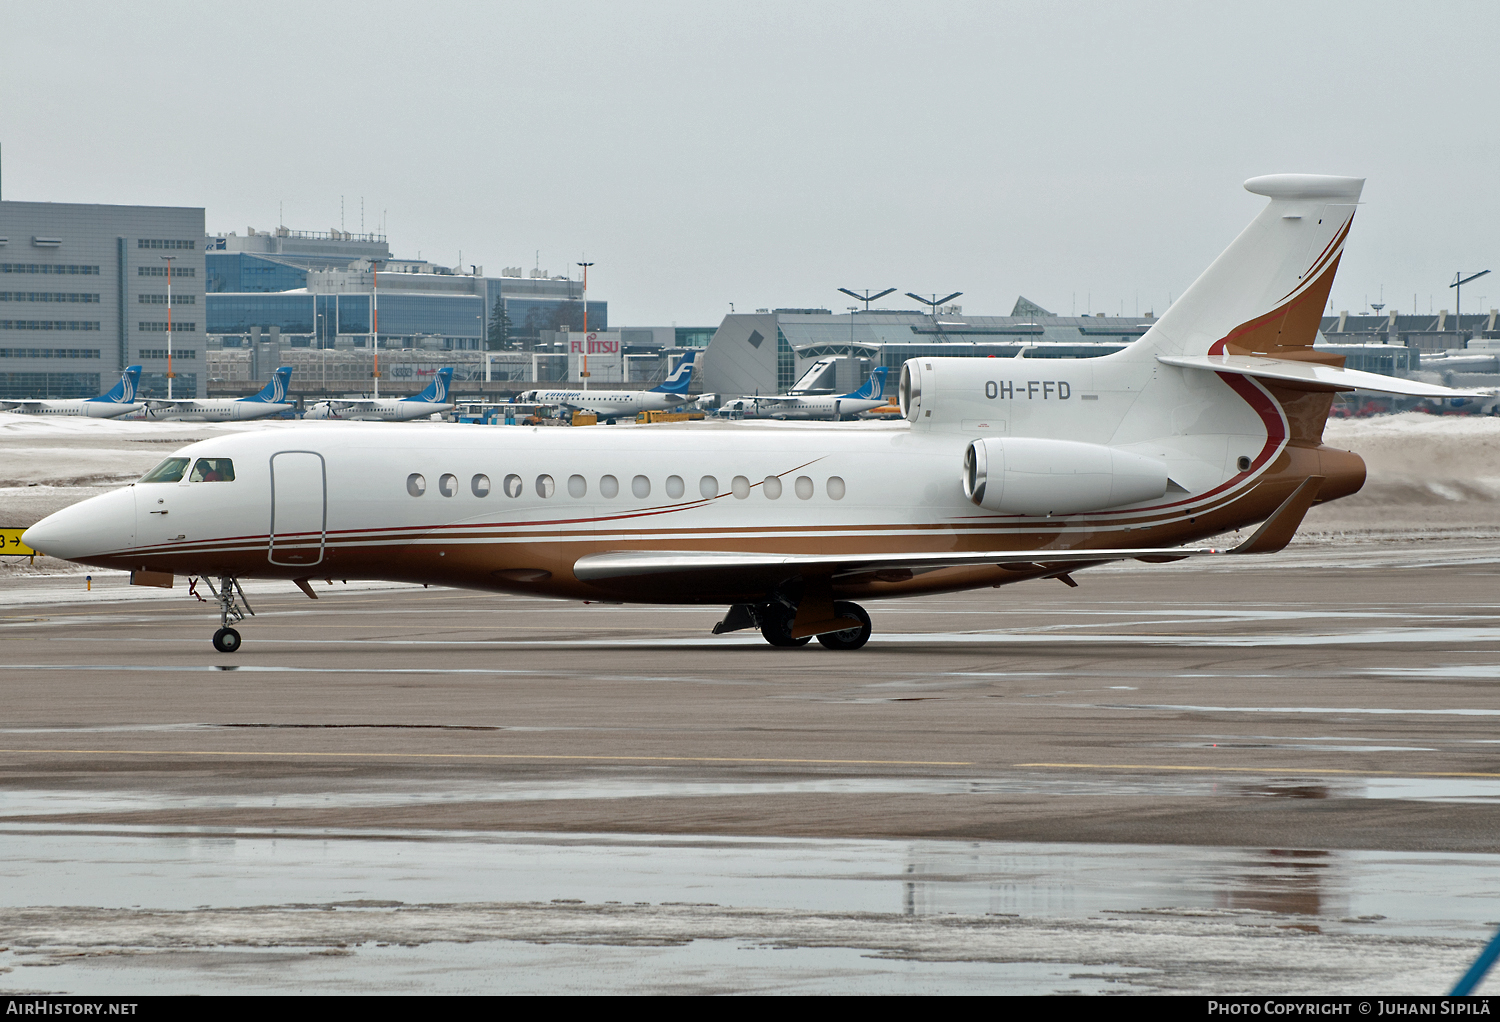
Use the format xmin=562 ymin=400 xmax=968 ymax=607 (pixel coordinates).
xmin=760 ymin=606 xmax=811 ymax=647
xmin=212 ymin=627 xmax=242 ymax=653
xmin=816 ymin=602 xmax=872 ymax=651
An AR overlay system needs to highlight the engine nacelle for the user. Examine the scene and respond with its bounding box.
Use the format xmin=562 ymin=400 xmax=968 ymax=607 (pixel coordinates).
xmin=962 ymin=437 xmax=1169 ymax=516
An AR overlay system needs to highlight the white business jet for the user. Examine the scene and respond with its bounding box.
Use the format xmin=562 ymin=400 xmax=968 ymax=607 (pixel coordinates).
xmin=305 ymin=368 xmax=454 ymax=421
xmin=720 ymin=366 xmax=891 ymax=420
xmin=25 ymin=174 xmax=1488 ymax=655
xmin=518 ymin=351 xmax=697 ymax=420
xmin=145 ymin=367 xmax=295 ymax=422
xmin=0 ymin=366 xmax=144 ymax=418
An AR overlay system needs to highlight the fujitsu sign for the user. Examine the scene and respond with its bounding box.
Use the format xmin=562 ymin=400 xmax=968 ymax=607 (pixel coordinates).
xmin=570 ymin=332 xmax=619 ymax=355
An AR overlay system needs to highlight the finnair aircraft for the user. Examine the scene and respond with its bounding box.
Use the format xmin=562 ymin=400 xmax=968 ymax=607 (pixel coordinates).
xmin=518 ymin=351 xmax=697 ymax=420
xmin=146 ymin=367 xmax=295 ymax=422
xmin=719 ymin=366 xmax=891 ymax=420
xmin=0 ymin=366 xmax=144 ymax=418
xmin=25 ymin=175 xmax=1485 ymax=655
xmin=305 ymin=368 xmax=454 ymax=421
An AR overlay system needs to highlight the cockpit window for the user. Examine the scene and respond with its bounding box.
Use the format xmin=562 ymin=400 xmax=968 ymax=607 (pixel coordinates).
xmin=190 ymin=458 xmax=235 ymax=482
xmin=140 ymin=457 xmax=190 ymax=483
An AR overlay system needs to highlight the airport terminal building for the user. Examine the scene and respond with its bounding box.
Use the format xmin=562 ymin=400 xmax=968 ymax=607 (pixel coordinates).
xmin=0 ymin=200 xmax=206 ymax=399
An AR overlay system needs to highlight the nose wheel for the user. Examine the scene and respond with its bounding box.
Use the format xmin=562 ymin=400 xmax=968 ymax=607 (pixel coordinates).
xmin=202 ymin=575 xmax=254 ymax=653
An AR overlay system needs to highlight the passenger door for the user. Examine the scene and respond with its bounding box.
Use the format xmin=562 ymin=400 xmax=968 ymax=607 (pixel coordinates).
xmin=269 ymin=451 xmax=326 ymax=566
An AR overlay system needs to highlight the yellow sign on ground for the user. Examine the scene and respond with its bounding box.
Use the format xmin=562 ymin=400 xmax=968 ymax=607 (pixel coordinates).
xmin=0 ymin=528 xmax=36 ymax=556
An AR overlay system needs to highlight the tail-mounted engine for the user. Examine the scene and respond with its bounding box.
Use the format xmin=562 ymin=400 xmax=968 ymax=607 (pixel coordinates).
xmin=962 ymin=437 xmax=1169 ymax=516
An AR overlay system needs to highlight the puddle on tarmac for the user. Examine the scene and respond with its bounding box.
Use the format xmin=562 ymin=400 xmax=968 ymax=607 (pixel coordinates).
xmin=9 ymin=768 xmax=1500 ymax=819
xmin=1 ymin=826 xmax=1498 ymax=942
xmin=0 ymin=939 xmax=1151 ymax=995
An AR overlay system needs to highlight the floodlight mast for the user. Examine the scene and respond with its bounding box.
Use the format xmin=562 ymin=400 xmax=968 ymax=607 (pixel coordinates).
xmin=837 ymin=287 xmax=896 ymax=312
xmin=1450 ymin=270 xmax=1491 ymax=342
xmin=906 ymin=291 xmax=963 ymax=338
xmin=577 ymin=261 xmax=594 ymax=390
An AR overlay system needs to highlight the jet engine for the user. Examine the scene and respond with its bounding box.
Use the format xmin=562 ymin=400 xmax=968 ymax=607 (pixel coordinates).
xmin=962 ymin=437 xmax=1169 ymax=516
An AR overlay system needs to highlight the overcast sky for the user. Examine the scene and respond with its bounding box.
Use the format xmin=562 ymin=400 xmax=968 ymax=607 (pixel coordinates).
xmin=3 ymin=1 xmax=1497 ymax=325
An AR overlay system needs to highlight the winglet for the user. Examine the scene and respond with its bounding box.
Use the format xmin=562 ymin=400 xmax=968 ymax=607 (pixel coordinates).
xmin=1232 ymin=475 xmax=1324 ymax=554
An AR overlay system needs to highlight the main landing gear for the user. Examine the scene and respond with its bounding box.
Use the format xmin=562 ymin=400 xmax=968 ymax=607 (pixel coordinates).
xmin=201 ymin=575 xmax=255 ymax=653
xmin=713 ymin=599 xmax=874 ymax=650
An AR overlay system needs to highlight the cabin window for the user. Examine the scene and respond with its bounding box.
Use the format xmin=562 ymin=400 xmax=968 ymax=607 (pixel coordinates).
xmin=189 ymin=458 xmax=235 ymax=482
xmin=140 ymin=457 xmax=189 ymax=484
xmin=632 ymin=474 xmax=651 ymax=498
xmin=472 ymin=474 xmax=491 ymax=497
xmin=762 ymin=475 xmax=782 ymax=499
xmin=568 ymin=474 xmax=587 ymax=498
xmin=406 ymin=473 xmax=426 ymax=497
xmin=699 ymin=475 xmax=718 ymax=498
xmin=600 ymin=474 xmax=619 ymax=498
xmin=536 ymin=474 xmax=555 ymax=498
xmin=503 ymin=474 xmax=522 ymax=498
xmin=795 ymin=475 xmax=814 ymax=500
xmin=827 ymin=476 xmax=846 ymax=500
xmin=731 ymin=475 xmax=750 ymax=499
xmin=666 ymin=475 xmax=685 ymax=499
xmin=438 ymin=474 xmax=458 ymax=497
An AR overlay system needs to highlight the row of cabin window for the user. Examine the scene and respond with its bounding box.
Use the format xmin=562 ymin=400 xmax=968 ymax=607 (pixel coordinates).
xmin=407 ymin=472 xmax=846 ymax=501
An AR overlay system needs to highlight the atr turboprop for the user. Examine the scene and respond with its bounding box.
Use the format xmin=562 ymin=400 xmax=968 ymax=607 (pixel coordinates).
xmin=25 ymin=175 xmax=1489 ymax=655
xmin=145 ymin=367 xmax=295 ymax=422
xmin=305 ymin=368 xmax=454 ymax=421
xmin=0 ymin=366 xmax=144 ymax=418
xmin=519 ymin=351 xmax=697 ymax=421
xmin=719 ymin=366 xmax=891 ymax=420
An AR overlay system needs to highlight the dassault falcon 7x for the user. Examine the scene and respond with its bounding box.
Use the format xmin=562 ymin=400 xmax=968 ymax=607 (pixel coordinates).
xmin=304 ymin=367 xmax=454 ymax=421
xmin=0 ymin=366 xmax=143 ymax=418
xmin=24 ymin=175 xmax=1485 ymax=654
xmin=518 ymin=351 xmax=697 ymax=421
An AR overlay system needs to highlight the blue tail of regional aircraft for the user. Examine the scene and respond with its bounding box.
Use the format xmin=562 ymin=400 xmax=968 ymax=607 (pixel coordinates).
xmin=88 ymin=365 xmax=141 ymax=404
xmin=404 ymin=367 xmax=453 ymax=403
xmin=845 ymin=365 xmax=888 ymax=401
xmin=245 ymin=367 xmax=293 ymax=404
xmin=650 ymin=350 xmax=698 ymax=394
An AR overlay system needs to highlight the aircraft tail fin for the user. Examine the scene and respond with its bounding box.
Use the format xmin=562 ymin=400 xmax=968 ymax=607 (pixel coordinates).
xmin=651 ymin=350 xmax=698 ymax=394
xmin=249 ymin=366 xmax=293 ymax=403
xmin=91 ymin=365 xmax=141 ymax=403
xmin=407 ymin=367 xmax=453 ymax=403
xmin=845 ymin=366 xmax=888 ymax=400
xmin=1133 ymin=174 xmax=1364 ymax=362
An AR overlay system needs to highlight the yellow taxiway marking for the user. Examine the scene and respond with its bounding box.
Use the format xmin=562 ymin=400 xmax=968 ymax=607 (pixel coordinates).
xmin=0 ymin=748 xmax=971 ymax=768
xmin=1017 ymin=762 xmax=1500 ymax=779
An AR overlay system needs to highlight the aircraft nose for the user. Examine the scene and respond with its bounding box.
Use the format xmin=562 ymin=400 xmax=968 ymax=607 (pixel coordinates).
xmin=22 ymin=487 xmax=136 ymax=562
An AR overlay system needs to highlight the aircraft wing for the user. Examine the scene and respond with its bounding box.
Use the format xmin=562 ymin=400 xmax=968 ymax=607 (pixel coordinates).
xmin=0 ymin=400 xmax=39 ymax=410
xmin=576 ymin=477 xmax=1322 ymax=592
xmin=144 ymin=399 xmax=198 ymax=410
xmin=1157 ymin=354 xmax=1493 ymax=397
xmin=741 ymin=395 xmax=800 ymax=404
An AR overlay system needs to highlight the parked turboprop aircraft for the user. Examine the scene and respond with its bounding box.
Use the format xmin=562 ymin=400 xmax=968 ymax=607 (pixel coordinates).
xmin=518 ymin=351 xmax=697 ymax=420
xmin=0 ymin=366 xmax=143 ymax=418
xmin=24 ymin=175 xmax=1487 ymax=655
xmin=719 ymin=366 xmax=891 ymax=420
xmin=305 ymin=368 xmax=454 ymax=421
xmin=144 ymin=367 xmax=295 ymax=422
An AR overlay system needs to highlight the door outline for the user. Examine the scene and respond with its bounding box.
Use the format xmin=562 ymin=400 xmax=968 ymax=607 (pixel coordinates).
xmin=269 ymin=450 xmax=327 ymax=566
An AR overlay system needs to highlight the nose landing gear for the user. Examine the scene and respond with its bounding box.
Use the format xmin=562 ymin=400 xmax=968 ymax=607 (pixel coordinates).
xmin=202 ymin=575 xmax=254 ymax=653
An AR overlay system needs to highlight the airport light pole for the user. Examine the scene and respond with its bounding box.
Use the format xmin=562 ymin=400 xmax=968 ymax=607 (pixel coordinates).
xmin=837 ymin=287 xmax=896 ymax=312
xmin=160 ymin=256 xmax=176 ymax=399
xmin=317 ymin=312 xmax=327 ymax=394
xmin=1451 ymin=270 xmax=1491 ymax=342
xmin=906 ymin=291 xmax=963 ymax=340
xmin=577 ymin=261 xmax=593 ymax=390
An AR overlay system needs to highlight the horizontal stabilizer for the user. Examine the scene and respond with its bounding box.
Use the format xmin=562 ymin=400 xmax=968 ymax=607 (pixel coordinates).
xmin=1157 ymin=353 xmax=1493 ymax=398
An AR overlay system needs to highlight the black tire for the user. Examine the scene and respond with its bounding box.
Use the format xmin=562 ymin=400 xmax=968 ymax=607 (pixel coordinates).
xmin=760 ymin=606 xmax=811 ymax=647
xmin=212 ymin=627 xmax=242 ymax=653
xmin=816 ymin=602 xmax=872 ymax=651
